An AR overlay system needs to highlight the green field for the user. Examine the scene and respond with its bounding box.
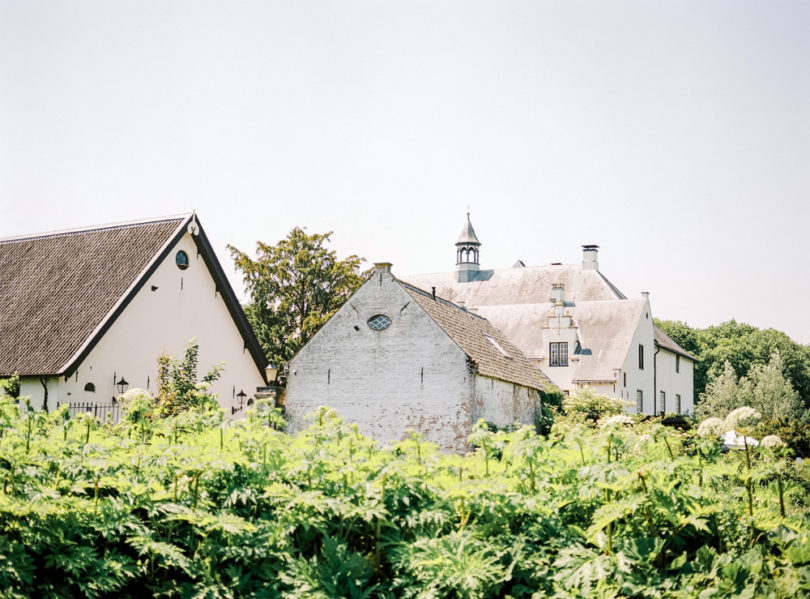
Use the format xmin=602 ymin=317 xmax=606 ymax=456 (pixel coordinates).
xmin=1 ymin=399 xmax=809 ymax=598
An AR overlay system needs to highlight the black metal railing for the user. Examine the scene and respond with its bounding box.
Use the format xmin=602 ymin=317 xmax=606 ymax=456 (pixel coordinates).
xmin=60 ymin=401 xmax=122 ymax=424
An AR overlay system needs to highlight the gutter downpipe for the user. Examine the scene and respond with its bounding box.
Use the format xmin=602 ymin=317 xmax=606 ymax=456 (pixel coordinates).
xmin=653 ymin=346 xmax=660 ymax=416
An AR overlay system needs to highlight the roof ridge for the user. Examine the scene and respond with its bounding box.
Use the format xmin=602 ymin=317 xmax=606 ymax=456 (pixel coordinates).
xmin=0 ymin=213 xmax=192 ymax=244
xmin=398 ymin=280 xmax=487 ymax=320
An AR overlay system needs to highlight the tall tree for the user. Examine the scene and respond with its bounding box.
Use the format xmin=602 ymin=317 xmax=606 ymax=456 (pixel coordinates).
xmin=229 ymin=228 xmax=364 ymax=371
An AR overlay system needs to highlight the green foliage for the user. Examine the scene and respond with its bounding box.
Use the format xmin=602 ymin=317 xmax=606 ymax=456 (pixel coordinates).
xmin=561 ymin=388 xmax=628 ymax=426
xmin=697 ymin=353 xmax=809 ymax=455
xmin=228 ymin=227 xmax=365 ymax=370
xmin=537 ymin=386 xmax=565 ymax=435
xmin=0 ymin=372 xmax=20 ymax=399
xmin=656 ymin=318 xmax=810 ymax=412
xmin=154 ymin=340 xmax=223 ymax=418
xmin=0 ymin=403 xmax=808 ymax=597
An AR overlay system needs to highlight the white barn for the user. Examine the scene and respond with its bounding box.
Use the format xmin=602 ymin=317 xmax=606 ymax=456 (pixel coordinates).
xmin=0 ymin=213 xmax=270 ymax=415
xmin=404 ymin=214 xmax=696 ymax=415
xmin=285 ymin=262 xmax=554 ymax=452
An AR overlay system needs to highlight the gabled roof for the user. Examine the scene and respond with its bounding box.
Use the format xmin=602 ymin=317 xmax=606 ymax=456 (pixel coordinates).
xmin=654 ymin=325 xmax=697 ymax=361
xmin=0 ymin=214 xmax=268 ymax=379
xmin=399 ymin=282 xmax=553 ymax=391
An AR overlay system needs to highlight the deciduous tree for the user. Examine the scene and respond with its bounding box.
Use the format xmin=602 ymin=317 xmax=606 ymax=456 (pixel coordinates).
xmin=228 ymin=228 xmax=364 ymax=371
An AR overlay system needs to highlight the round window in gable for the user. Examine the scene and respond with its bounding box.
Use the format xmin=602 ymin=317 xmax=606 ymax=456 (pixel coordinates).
xmin=367 ymin=314 xmax=392 ymax=331
xmin=84 ymin=382 xmax=95 ymax=392
xmin=176 ymin=250 xmax=190 ymax=270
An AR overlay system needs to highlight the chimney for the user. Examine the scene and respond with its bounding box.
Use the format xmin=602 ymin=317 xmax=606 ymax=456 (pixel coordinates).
xmin=641 ymin=291 xmax=650 ymax=299
xmin=550 ymin=283 xmax=565 ymax=304
xmin=373 ymin=262 xmax=392 ymax=273
xmin=581 ymin=245 xmax=599 ymax=270
xmin=431 ymin=286 xmax=436 ymax=300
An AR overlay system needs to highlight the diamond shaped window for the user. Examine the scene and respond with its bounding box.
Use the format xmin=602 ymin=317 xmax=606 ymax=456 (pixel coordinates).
xmin=367 ymin=314 xmax=392 ymax=331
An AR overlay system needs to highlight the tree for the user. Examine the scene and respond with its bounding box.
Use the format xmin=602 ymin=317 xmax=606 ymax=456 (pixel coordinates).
xmin=154 ymin=341 xmax=223 ymax=417
xmin=698 ymin=352 xmax=806 ymax=423
xmin=696 ymin=361 xmax=751 ymax=420
xmin=656 ymin=318 xmax=810 ymax=412
xmin=228 ymin=227 xmax=365 ymax=370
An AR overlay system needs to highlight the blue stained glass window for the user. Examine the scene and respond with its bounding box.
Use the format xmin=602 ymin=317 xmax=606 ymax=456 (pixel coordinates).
xmin=367 ymin=314 xmax=392 ymax=331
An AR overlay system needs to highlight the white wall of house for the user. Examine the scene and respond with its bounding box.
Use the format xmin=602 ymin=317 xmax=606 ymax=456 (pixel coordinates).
xmin=286 ymin=271 xmax=542 ymax=452
xmin=286 ymin=272 xmax=475 ymax=452
xmin=22 ymin=232 xmax=265 ymax=414
xmin=655 ymin=350 xmax=695 ymax=415
xmin=617 ymin=300 xmax=656 ymax=414
xmin=472 ymin=375 xmax=541 ymax=429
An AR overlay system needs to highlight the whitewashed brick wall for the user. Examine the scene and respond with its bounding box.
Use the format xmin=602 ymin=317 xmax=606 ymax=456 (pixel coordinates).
xmin=286 ymin=270 xmax=541 ymax=452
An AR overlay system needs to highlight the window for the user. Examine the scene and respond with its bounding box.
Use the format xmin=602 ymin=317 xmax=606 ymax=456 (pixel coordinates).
xmin=636 ymin=390 xmax=643 ymax=413
xmin=623 ymin=372 xmax=627 ymax=387
xmin=84 ymin=382 xmax=95 ymax=392
xmin=176 ymin=250 xmax=189 ymax=270
xmin=550 ymin=342 xmax=568 ymax=366
xmin=367 ymin=314 xmax=392 ymax=331
xmin=659 ymin=391 xmax=666 ymax=415
xmin=638 ymin=344 xmax=644 ymax=370
xmin=676 ymin=355 xmax=680 ymax=373
xmin=676 ymin=394 xmax=682 ymax=414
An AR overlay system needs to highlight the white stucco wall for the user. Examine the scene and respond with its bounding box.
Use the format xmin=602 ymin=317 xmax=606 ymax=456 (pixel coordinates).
xmin=22 ymin=232 xmax=265 ymax=414
xmin=655 ymin=350 xmax=695 ymax=415
xmin=472 ymin=375 xmax=541 ymax=429
xmin=617 ymin=300 xmax=656 ymax=414
xmin=286 ymin=270 xmax=541 ymax=452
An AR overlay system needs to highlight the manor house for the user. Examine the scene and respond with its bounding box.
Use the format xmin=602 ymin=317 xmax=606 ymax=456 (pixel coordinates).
xmin=403 ymin=214 xmax=695 ymax=416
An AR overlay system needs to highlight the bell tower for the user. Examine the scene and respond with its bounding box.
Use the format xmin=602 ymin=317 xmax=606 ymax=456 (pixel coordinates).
xmin=455 ymin=211 xmax=481 ymax=283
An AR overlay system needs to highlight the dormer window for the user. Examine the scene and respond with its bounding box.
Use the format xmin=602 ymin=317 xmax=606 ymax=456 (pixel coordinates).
xmin=176 ymin=250 xmax=189 ymax=270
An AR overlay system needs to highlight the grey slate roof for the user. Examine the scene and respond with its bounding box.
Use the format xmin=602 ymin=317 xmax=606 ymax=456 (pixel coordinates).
xmin=399 ymin=281 xmax=553 ymax=391
xmin=0 ymin=214 xmax=268 ymax=379
xmin=654 ymin=325 xmax=697 ymax=360
xmin=404 ymin=262 xmax=694 ymax=385
xmin=404 ymin=263 xmax=627 ymax=307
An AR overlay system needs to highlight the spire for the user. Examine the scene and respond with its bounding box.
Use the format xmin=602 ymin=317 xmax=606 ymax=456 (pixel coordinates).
xmin=456 ymin=210 xmax=481 ymax=246
xmin=455 ymin=211 xmax=481 ymax=282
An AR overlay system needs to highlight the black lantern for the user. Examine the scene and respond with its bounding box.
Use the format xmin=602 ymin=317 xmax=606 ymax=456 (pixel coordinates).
xmin=116 ymin=377 xmax=129 ymax=395
xmin=232 ymin=390 xmax=247 ymax=415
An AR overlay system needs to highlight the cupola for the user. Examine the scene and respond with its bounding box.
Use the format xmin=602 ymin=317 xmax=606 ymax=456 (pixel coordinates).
xmin=455 ymin=211 xmax=481 ymax=283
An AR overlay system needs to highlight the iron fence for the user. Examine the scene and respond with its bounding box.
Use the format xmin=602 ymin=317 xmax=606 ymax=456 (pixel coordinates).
xmin=60 ymin=401 xmax=122 ymax=424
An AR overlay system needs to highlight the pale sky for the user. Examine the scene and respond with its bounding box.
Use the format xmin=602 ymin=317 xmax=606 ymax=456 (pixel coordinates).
xmin=2 ymin=1 xmax=808 ymax=344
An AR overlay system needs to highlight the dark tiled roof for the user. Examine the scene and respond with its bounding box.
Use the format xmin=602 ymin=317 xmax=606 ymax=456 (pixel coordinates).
xmin=0 ymin=217 xmax=185 ymax=375
xmin=400 ymin=282 xmax=554 ymax=391
xmin=653 ymin=325 xmax=697 ymax=361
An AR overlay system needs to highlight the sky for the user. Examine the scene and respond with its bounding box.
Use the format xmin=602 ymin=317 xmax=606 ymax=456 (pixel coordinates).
xmin=1 ymin=1 xmax=808 ymax=344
